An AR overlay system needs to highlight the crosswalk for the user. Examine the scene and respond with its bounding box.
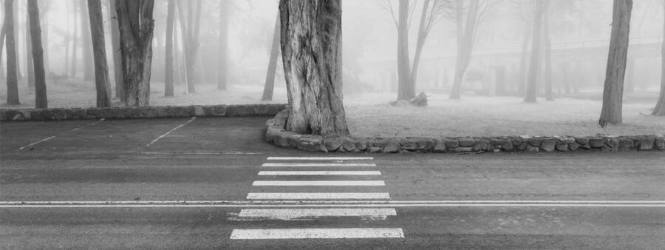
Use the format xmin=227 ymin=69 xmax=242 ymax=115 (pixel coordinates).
xmin=230 ymin=156 xmax=404 ymax=240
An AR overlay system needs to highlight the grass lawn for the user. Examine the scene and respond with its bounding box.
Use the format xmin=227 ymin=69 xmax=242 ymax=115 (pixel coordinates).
xmin=2 ymin=79 xmax=663 ymax=137
xmin=345 ymin=93 xmax=665 ymax=137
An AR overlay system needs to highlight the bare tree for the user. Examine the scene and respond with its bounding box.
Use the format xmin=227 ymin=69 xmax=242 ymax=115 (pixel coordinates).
xmin=262 ymin=14 xmax=280 ymax=101
xmin=115 ymin=0 xmax=155 ymax=106
xmin=176 ymin=0 xmax=202 ymax=93
xmin=4 ymin=0 xmax=20 ymax=105
xmin=524 ymin=0 xmax=545 ymax=103
xmin=279 ymin=0 xmax=349 ymax=136
xmin=164 ymin=0 xmax=175 ymax=97
xmin=217 ymin=0 xmax=229 ymax=90
xmin=80 ymin=0 xmax=93 ymax=81
xmin=108 ymin=0 xmax=123 ymax=99
xmin=543 ymin=0 xmax=553 ymax=101
xmin=653 ymin=0 xmax=665 ymax=116
xmin=25 ymin=1 xmax=35 ymax=91
xmin=396 ymin=0 xmax=411 ymax=100
xmin=27 ymin=0 xmax=46 ymax=108
xmin=87 ymin=0 xmax=111 ymax=107
xmin=599 ymin=0 xmax=633 ymax=126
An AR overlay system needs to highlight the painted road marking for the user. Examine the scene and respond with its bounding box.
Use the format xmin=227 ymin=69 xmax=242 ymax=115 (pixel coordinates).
xmin=229 ymin=228 xmax=404 ymax=239
xmin=258 ymin=171 xmax=382 ymax=176
xmin=262 ymin=163 xmax=377 ymax=168
xmin=145 ymin=117 xmax=196 ymax=147
xmin=247 ymin=193 xmax=391 ymax=200
xmin=237 ymin=208 xmax=397 ymax=219
xmin=267 ymin=157 xmax=374 ymax=161
xmin=18 ymin=136 xmax=56 ymax=151
xmin=3 ymin=200 xmax=665 ymax=208
xmin=252 ymin=181 xmax=386 ymax=187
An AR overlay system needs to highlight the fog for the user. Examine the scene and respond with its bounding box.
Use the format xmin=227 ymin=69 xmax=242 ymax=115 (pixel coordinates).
xmin=1 ymin=0 xmax=664 ymax=107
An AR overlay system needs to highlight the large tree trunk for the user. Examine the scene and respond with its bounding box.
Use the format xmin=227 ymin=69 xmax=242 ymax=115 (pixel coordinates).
xmin=217 ymin=0 xmax=228 ymax=90
xmin=115 ymin=0 xmax=154 ymax=107
xmin=4 ymin=0 xmax=20 ymax=105
xmin=0 ymin=22 xmax=6 ymax=78
xmin=279 ymin=0 xmax=349 ymax=136
xmin=80 ymin=0 xmax=93 ymax=81
xmin=599 ymin=0 xmax=632 ymax=126
xmin=652 ymin=0 xmax=665 ymax=116
xmin=87 ymin=0 xmax=111 ymax=107
xmin=27 ymin=0 xmax=46 ymax=108
xmin=108 ymin=0 xmax=123 ymax=100
xmin=524 ymin=0 xmax=545 ymax=103
xmin=177 ymin=0 xmax=201 ymax=94
xmin=396 ymin=0 xmax=411 ymax=100
xmin=450 ymin=0 xmax=479 ymax=100
xmin=543 ymin=1 xmax=553 ymax=101
xmin=164 ymin=0 xmax=175 ymax=97
xmin=262 ymin=14 xmax=280 ymax=101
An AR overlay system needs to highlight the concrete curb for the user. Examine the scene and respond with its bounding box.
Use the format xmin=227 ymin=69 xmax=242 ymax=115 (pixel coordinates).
xmin=0 ymin=104 xmax=287 ymax=122
xmin=265 ymin=110 xmax=665 ymax=153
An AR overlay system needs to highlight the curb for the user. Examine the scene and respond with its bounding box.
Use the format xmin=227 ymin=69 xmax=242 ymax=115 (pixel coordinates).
xmin=265 ymin=110 xmax=665 ymax=153
xmin=0 ymin=104 xmax=287 ymax=122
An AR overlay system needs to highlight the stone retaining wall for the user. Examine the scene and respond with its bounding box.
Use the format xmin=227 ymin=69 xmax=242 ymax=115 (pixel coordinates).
xmin=265 ymin=110 xmax=665 ymax=153
xmin=0 ymin=104 xmax=287 ymax=121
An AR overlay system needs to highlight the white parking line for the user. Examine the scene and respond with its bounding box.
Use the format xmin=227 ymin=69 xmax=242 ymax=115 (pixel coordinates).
xmin=262 ymin=163 xmax=377 ymax=168
xmin=229 ymin=228 xmax=404 ymax=239
xmin=258 ymin=171 xmax=382 ymax=176
xmin=145 ymin=117 xmax=196 ymax=147
xmin=246 ymin=193 xmax=391 ymax=200
xmin=267 ymin=157 xmax=374 ymax=161
xmin=18 ymin=136 xmax=56 ymax=151
xmin=237 ymin=208 xmax=397 ymax=219
xmin=252 ymin=181 xmax=385 ymax=186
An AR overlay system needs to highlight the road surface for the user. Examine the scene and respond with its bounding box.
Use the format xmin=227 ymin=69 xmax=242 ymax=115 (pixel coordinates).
xmin=1 ymin=117 xmax=664 ymax=249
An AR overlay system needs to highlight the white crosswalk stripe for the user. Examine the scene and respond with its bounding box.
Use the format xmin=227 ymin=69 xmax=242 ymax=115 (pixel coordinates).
xmin=231 ymin=156 xmax=403 ymax=240
xmin=252 ymin=180 xmax=386 ymax=186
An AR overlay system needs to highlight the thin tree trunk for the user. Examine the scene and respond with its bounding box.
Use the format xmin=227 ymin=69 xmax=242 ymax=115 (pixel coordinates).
xmin=518 ymin=20 xmax=530 ymax=96
xmin=409 ymin=0 xmax=431 ymax=96
xmin=71 ymin=2 xmax=79 ymax=78
xmin=262 ymin=14 xmax=280 ymax=101
xmin=64 ymin=0 xmax=71 ymax=77
xmin=27 ymin=0 xmax=46 ymax=108
xmin=164 ymin=0 xmax=175 ymax=97
xmin=25 ymin=3 xmax=35 ymax=91
xmin=543 ymin=1 xmax=553 ymax=101
xmin=80 ymin=0 xmax=93 ymax=81
xmin=651 ymin=0 xmax=665 ymax=116
xmin=450 ymin=0 xmax=479 ymax=100
xmin=524 ymin=0 xmax=545 ymax=103
xmin=279 ymin=0 xmax=349 ymax=136
xmin=12 ymin=0 xmax=21 ymax=81
xmin=599 ymin=0 xmax=632 ymax=126
xmin=115 ymin=0 xmax=154 ymax=106
xmin=88 ymin=0 xmax=111 ymax=107
xmin=217 ymin=0 xmax=228 ymax=90
xmin=4 ymin=0 xmax=19 ymax=105
xmin=396 ymin=0 xmax=411 ymax=100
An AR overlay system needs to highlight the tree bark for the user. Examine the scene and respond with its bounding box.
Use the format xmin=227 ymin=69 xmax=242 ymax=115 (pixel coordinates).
xmin=115 ymin=0 xmax=154 ymax=107
xmin=109 ymin=0 xmax=123 ymax=100
xmin=524 ymin=0 xmax=545 ymax=103
xmin=0 ymin=21 xmax=6 ymax=78
xmin=4 ymin=0 xmax=20 ymax=105
xmin=652 ymin=0 xmax=665 ymax=116
xmin=87 ymin=0 xmax=111 ymax=107
xmin=71 ymin=2 xmax=79 ymax=78
xmin=164 ymin=0 xmax=175 ymax=97
xmin=27 ymin=0 xmax=46 ymax=108
xmin=450 ymin=0 xmax=479 ymax=100
xmin=262 ymin=14 xmax=280 ymax=101
xmin=279 ymin=0 xmax=349 ymax=136
xmin=599 ymin=0 xmax=632 ymax=126
xmin=217 ymin=0 xmax=228 ymax=90
xmin=396 ymin=0 xmax=411 ymax=100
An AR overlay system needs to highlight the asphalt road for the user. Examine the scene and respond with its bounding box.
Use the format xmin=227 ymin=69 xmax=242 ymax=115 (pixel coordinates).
xmin=1 ymin=117 xmax=664 ymax=249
